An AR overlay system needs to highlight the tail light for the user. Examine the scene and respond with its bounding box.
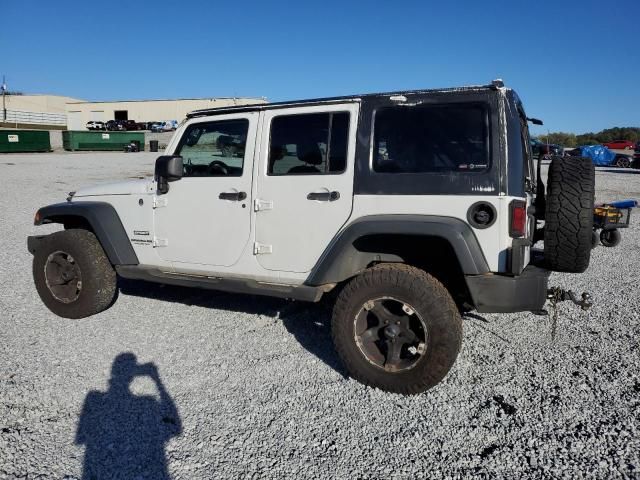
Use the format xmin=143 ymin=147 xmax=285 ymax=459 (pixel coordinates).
xmin=509 ymin=200 xmax=527 ymax=238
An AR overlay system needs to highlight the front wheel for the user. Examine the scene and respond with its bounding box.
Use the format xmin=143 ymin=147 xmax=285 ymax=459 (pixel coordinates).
xmin=331 ymin=264 xmax=462 ymax=395
xmin=33 ymin=229 xmax=117 ymax=319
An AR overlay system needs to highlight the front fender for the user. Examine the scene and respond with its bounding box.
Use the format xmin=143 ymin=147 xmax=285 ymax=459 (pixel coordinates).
xmin=32 ymin=201 xmax=138 ymax=265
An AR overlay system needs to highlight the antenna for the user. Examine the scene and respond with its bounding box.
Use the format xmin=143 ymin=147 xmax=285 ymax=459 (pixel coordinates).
xmin=1 ymin=75 xmax=6 ymax=123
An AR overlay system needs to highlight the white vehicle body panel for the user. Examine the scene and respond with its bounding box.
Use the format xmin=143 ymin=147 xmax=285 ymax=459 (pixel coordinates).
xmin=74 ymin=178 xmax=154 ymax=197
xmin=74 ymin=193 xmax=170 ymax=268
xmin=254 ymin=103 xmax=359 ymax=273
xmin=350 ymin=195 xmax=518 ymax=273
xmin=154 ymin=112 xmax=258 ymax=267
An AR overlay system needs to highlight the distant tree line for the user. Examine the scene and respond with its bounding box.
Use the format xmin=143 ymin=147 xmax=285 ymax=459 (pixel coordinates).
xmin=534 ymin=127 xmax=640 ymax=147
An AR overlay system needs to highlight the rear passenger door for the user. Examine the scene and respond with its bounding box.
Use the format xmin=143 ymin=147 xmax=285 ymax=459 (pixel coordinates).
xmin=254 ymin=103 xmax=359 ymax=273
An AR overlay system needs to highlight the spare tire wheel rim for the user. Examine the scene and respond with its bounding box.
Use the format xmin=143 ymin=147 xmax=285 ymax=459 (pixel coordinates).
xmin=44 ymin=251 xmax=83 ymax=303
xmin=353 ymin=297 xmax=428 ymax=372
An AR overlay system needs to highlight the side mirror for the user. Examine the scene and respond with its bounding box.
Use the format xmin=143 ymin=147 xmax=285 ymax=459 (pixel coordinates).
xmin=155 ymin=155 xmax=183 ymax=194
xmin=527 ymin=117 xmax=544 ymax=126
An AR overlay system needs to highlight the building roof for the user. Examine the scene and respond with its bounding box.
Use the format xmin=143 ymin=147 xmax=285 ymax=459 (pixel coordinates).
xmin=66 ymin=96 xmax=267 ymax=105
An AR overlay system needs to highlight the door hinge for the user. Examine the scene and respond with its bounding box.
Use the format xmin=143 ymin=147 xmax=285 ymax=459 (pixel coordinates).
xmin=153 ymin=237 xmax=169 ymax=247
xmin=153 ymin=196 xmax=168 ymax=209
xmin=253 ymin=198 xmax=273 ymax=212
xmin=253 ymin=242 xmax=272 ymax=255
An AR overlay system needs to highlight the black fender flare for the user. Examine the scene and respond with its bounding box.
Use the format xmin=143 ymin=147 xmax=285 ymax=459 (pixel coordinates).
xmin=33 ymin=201 xmax=139 ymax=265
xmin=305 ymin=215 xmax=490 ymax=286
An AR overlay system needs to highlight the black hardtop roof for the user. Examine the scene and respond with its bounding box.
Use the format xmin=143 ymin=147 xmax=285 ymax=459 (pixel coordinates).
xmin=186 ymin=82 xmax=506 ymax=119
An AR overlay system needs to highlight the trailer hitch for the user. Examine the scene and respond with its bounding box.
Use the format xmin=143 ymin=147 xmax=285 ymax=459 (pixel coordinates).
xmin=547 ymin=287 xmax=592 ymax=311
xmin=541 ymin=287 xmax=592 ymax=340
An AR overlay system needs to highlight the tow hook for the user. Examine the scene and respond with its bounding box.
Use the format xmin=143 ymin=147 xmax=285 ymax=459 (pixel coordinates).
xmin=547 ymin=287 xmax=593 ymax=311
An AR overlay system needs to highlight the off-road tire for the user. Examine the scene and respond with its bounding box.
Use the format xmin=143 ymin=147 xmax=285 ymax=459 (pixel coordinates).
xmin=33 ymin=229 xmax=117 ymax=319
xmin=544 ymin=156 xmax=595 ymax=273
xmin=331 ymin=263 xmax=462 ymax=395
xmin=600 ymin=229 xmax=621 ymax=248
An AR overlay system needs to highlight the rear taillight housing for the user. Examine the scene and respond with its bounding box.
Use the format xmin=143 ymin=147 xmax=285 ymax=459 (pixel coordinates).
xmin=509 ymin=200 xmax=527 ymax=238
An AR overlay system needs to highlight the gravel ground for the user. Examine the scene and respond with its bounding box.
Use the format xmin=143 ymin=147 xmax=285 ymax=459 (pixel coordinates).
xmin=1 ymin=153 xmax=639 ymax=479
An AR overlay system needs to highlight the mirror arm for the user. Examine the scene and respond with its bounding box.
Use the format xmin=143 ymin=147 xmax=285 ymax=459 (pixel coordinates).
xmin=157 ymin=176 xmax=169 ymax=195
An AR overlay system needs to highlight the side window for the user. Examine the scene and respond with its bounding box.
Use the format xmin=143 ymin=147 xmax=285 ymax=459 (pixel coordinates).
xmin=373 ymin=104 xmax=489 ymax=173
xmin=176 ymin=119 xmax=249 ymax=177
xmin=268 ymin=112 xmax=349 ymax=175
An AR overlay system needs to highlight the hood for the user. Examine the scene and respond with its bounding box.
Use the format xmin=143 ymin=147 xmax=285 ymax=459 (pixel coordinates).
xmin=73 ymin=178 xmax=155 ymax=198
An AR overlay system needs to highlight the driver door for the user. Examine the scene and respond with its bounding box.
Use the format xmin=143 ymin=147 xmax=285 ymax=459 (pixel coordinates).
xmin=153 ymin=113 xmax=257 ymax=267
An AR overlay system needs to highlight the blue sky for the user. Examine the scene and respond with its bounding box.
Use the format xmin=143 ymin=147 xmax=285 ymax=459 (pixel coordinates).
xmin=3 ymin=0 xmax=638 ymax=135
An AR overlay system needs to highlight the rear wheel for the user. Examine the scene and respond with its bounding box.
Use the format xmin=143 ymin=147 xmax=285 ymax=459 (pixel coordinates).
xmin=600 ymin=229 xmax=621 ymax=248
xmin=544 ymin=156 xmax=595 ymax=273
xmin=616 ymin=156 xmax=631 ymax=168
xmin=33 ymin=229 xmax=117 ymax=319
xmin=331 ymin=264 xmax=462 ymax=395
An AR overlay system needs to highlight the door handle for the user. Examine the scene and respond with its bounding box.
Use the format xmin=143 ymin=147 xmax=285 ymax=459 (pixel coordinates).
xmin=219 ymin=191 xmax=247 ymax=201
xmin=307 ymin=191 xmax=340 ymax=201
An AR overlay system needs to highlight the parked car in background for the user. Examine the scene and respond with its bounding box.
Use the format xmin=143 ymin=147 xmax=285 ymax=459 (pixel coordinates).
xmin=530 ymin=138 xmax=562 ymax=159
xmin=151 ymin=120 xmax=178 ymax=132
xmin=86 ymin=121 xmax=105 ymax=131
xmin=121 ymin=120 xmax=141 ymax=131
xmin=567 ymin=145 xmax=633 ymax=168
xmin=150 ymin=122 xmax=164 ymax=132
xmin=105 ymin=120 xmax=124 ymax=131
xmin=603 ymin=140 xmax=635 ymax=150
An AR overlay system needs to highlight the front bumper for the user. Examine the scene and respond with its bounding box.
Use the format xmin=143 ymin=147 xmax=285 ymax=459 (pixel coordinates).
xmin=465 ymin=265 xmax=550 ymax=313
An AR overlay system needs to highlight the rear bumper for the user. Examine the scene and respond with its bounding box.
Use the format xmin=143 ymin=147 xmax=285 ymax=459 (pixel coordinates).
xmin=465 ymin=265 xmax=550 ymax=313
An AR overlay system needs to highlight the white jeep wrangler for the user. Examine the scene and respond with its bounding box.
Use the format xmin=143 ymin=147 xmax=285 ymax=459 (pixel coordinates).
xmin=28 ymin=80 xmax=595 ymax=394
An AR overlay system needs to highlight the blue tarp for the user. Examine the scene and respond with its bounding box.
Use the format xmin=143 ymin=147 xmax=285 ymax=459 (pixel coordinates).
xmin=577 ymin=145 xmax=616 ymax=166
xmin=607 ymin=199 xmax=638 ymax=209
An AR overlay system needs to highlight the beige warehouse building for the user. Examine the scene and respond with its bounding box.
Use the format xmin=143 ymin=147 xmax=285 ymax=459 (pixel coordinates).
xmin=1 ymin=94 xmax=85 ymax=129
xmin=65 ymin=97 xmax=267 ymax=130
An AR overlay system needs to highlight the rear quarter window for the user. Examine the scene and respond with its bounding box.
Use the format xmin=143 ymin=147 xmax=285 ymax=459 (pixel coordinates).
xmin=372 ymin=103 xmax=490 ymax=174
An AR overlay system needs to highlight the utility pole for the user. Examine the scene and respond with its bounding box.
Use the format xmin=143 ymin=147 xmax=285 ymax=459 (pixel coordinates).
xmin=1 ymin=75 xmax=6 ymax=123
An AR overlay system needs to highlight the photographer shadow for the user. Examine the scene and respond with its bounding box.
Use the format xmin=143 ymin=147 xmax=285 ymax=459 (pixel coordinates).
xmin=76 ymin=352 xmax=181 ymax=480
xmin=119 ymin=279 xmax=346 ymax=376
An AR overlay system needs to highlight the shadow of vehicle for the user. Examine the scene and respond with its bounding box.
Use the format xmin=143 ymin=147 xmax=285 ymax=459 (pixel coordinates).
xmin=75 ymin=352 xmax=182 ymax=479
xmin=119 ymin=279 xmax=347 ymax=377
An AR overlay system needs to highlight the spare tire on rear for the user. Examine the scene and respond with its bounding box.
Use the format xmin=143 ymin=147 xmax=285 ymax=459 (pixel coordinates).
xmin=543 ymin=156 xmax=595 ymax=273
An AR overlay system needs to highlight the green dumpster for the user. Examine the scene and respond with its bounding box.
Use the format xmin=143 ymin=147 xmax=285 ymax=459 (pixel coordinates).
xmin=62 ymin=131 xmax=145 ymax=151
xmin=0 ymin=130 xmax=51 ymax=153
